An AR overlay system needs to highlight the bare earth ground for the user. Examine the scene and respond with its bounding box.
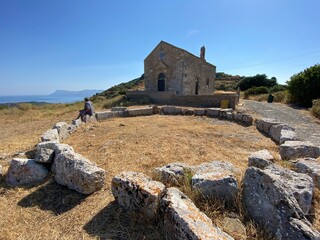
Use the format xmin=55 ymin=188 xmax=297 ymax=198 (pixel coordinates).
xmin=0 ymin=105 xmax=319 ymax=239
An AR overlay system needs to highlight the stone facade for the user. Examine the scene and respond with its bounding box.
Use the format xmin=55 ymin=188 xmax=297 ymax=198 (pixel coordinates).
xmin=144 ymin=41 xmax=216 ymax=95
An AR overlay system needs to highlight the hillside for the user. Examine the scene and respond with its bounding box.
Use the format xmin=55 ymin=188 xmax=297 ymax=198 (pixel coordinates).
xmin=214 ymin=72 xmax=242 ymax=91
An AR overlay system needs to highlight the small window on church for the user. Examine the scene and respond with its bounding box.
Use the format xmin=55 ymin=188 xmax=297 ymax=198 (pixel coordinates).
xmin=206 ymin=78 xmax=210 ymax=86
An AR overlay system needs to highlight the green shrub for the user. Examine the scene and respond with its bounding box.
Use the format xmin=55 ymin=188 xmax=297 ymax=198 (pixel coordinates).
xmin=237 ymin=74 xmax=277 ymax=91
xmin=270 ymin=84 xmax=287 ymax=93
xmin=244 ymin=86 xmax=269 ymax=98
xmin=311 ymin=99 xmax=320 ymax=118
xmin=287 ymin=64 xmax=320 ymax=107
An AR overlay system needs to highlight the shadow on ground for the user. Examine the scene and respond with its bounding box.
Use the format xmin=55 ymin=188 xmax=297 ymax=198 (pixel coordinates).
xmin=83 ymin=201 xmax=165 ymax=240
xmin=18 ymin=179 xmax=87 ymax=215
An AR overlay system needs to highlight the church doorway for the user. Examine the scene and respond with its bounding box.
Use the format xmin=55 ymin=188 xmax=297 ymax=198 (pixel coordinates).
xmin=158 ymin=73 xmax=165 ymax=91
xmin=195 ymin=79 xmax=199 ymax=95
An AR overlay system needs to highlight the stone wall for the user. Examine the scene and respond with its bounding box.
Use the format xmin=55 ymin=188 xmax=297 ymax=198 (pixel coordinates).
xmin=126 ymin=91 xmax=238 ymax=109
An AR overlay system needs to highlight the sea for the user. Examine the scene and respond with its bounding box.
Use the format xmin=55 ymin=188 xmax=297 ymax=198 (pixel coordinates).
xmin=0 ymin=95 xmax=84 ymax=104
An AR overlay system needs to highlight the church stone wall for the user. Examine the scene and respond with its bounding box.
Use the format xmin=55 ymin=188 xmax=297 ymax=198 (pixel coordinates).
xmin=144 ymin=41 xmax=216 ymax=96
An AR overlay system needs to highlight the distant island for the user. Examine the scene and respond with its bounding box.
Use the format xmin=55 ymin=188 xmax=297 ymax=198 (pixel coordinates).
xmin=49 ymin=89 xmax=103 ymax=97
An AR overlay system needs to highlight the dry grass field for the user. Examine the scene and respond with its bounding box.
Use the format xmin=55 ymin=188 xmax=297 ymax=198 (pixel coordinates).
xmin=0 ymin=103 xmax=319 ymax=239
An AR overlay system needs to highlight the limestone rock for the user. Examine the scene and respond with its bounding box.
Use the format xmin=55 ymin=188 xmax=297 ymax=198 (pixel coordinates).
xmin=241 ymin=114 xmax=253 ymax=125
xmin=226 ymin=112 xmax=234 ymax=120
xmin=248 ymin=149 xmax=274 ymax=169
xmin=160 ymin=187 xmax=234 ymax=240
xmin=207 ymin=108 xmax=221 ymax=117
xmin=127 ymin=107 xmax=154 ymax=117
xmin=53 ymin=122 xmax=69 ymax=141
xmin=191 ymin=161 xmax=240 ymax=201
xmin=279 ymin=129 xmax=298 ymax=144
xmin=182 ymin=108 xmax=195 ymax=115
xmin=233 ymin=113 xmax=243 ymax=121
xmin=112 ymin=171 xmax=166 ymax=219
xmin=221 ymin=217 xmax=246 ymax=240
xmin=280 ymin=141 xmax=320 ymax=160
xmin=242 ymin=166 xmax=318 ymax=239
xmin=40 ymin=128 xmax=59 ymax=142
xmin=154 ymin=162 xmax=193 ymax=186
xmin=95 ymin=111 xmax=116 ymax=121
xmin=111 ymin=107 xmax=127 ymax=112
xmin=269 ymin=124 xmax=295 ymax=143
xmin=67 ymin=124 xmax=77 ymax=134
xmin=84 ymin=115 xmax=97 ymax=123
xmin=53 ymin=150 xmax=105 ymax=194
xmin=152 ymin=105 xmax=161 ymax=114
xmin=35 ymin=141 xmax=73 ymax=164
xmin=219 ymin=108 xmax=233 ymax=118
xmin=72 ymin=118 xmax=85 ymax=127
xmin=194 ymin=109 xmax=207 ymax=116
xmin=295 ymin=158 xmax=320 ymax=188
xmin=162 ymin=106 xmax=183 ymax=115
xmin=256 ymin=118 xmax=282 ymax=135
xmin=6 ymin=158 xmax=48 ymax=187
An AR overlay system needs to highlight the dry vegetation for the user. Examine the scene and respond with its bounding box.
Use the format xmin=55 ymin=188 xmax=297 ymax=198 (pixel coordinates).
xmin=0 ymin=103 xmax=319 ymax=239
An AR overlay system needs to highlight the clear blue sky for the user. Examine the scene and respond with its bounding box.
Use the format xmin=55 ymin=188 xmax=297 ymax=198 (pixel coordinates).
xmin=0 ymin=0 xmax=319 ymax=96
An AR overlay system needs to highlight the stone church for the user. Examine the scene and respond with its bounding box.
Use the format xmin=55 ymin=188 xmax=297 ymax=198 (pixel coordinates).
xmin=144 ymin=41 xmax=216 ymax=95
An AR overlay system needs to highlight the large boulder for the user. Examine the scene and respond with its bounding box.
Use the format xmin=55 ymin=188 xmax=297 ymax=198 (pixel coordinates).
xmin=269 ymin=124 xmax=295 ymax=143
xmin=279 ymin=141 xmax=320 ymax=160
xmin=127 ymin=107 xmax=154 ymax=117
xmin=207 ymin=108 xmax=221 ymax=118
xmin=112 ymin=171 xmax=166 ymax=219
xmin=295 ymin=158 xmax=320 ymax=188
xmin=40 ymin=128 xmax=59 ymax=142
xmin=53 ymin=150 xmax=106 ymax=194
xmin=248 ymin=149 xmax=274 ymax=169
xmin=154 ymin=162 xmax=193 ymax=186
xmin=191 ymin=161 xmax=240 ymax=201
xmin=35 ymin=141 xmax=74 ymax=164
xmin=279 ymin=129 xmax=298 ymax=144
xmin=6 ymin=158 xmax=48 ymax=187
xmin=160 ymin=187 xmax=234 ymax=240
xmin=256 ymin=118 xmax=282 ymax=135
xmin=53 ymin=122 xmax=69 ymax=141
xmin=162 ymin=106 xmax=183 ymax=115
xmin=242 ymin=165 xmax=318 ymax=239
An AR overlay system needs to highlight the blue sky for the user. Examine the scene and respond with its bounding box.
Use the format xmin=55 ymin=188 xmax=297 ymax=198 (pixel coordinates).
xmin=0 ymin=0 xmax=319 ymax=96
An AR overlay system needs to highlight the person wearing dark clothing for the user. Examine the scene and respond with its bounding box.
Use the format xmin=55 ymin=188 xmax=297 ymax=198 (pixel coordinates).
xmin=76 ymin=97 xmax=94 ymax=121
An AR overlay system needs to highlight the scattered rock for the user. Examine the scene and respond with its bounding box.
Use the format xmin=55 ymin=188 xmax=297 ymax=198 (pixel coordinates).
xmin=207 ymin=108 xmax=221 ymax=117
xmin=221 ymin=217 xmax=246 ymax=240
xmin=35 ymin=141 xmax=74 ymax=164
xmin=241 ymin=114 xmax=253 ymax=125
xmin=40 ymin=128 xmax=59 ymax=142
xmin=269 ymin=124 xmax=295 ymax=143
xmin=248 ymin=149 xmax=274 ymax=169
xmin=256 ymin=118 xmax=282 ymax=135
xmin=6 ymin=158 xmax=48 ymax=187
xmin=280 ymin=129 xmax=298 ymax=144
xmin=112 ymin=171 xmax=166 ymax=219
xmin=53 ymin=122 xmax=69 ymax=141
xmin=152 ymin=105 xmax=161 ymax=114
xmin=219 ymin=108 xmax=233 ymax=118
xmin=194 ymin=109 xmax=207 ymax=116
xmin=162 ymin=106 xmax=183 ymax=115
xmin=242 ymin=165 xmax=318 ymax=239
xmin=127 ymin=107 xmax=154 ymax=117
xmin=53 ymin=150 xmax=106 ymax=194
xmin=226 ymin=112 xmax=234 ymax=120
xmin=295 ymin=158 xmax=320 ymax=188
xmin=280 ymin=141 xmax=320 ymax=160
xmin=160 ymin=187 xmax=234 ymax=240
xmin=154 ymin=162 xmax=193 ymax=186
xmin=72 ymin=118 xmax=85 ymax=127
xmin=191 ymin=161 xmax=240 ymax=201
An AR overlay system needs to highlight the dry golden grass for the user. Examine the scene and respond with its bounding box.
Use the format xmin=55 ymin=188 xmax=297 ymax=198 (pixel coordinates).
xmin=0 ymin=104 xmax=319 ymax=239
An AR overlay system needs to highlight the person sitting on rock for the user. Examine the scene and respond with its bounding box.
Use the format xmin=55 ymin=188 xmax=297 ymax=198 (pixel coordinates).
xmin=75 ymin=97 xmax=94 ymax=122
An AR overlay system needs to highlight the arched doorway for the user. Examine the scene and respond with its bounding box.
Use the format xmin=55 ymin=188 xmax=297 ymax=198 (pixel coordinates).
xmin=158 ymin=73 xmax=165 ymax=91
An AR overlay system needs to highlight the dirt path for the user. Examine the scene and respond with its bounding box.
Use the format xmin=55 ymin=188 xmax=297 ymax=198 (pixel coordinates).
xmin=242 ymin=100 xmax=320 ymax=146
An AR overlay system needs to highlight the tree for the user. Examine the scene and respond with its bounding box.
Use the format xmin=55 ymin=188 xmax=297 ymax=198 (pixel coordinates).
xmin=287 ymin=64 xmax=320 ymax=107
xmin=237 ymin=74 xmax=277 ymax=91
